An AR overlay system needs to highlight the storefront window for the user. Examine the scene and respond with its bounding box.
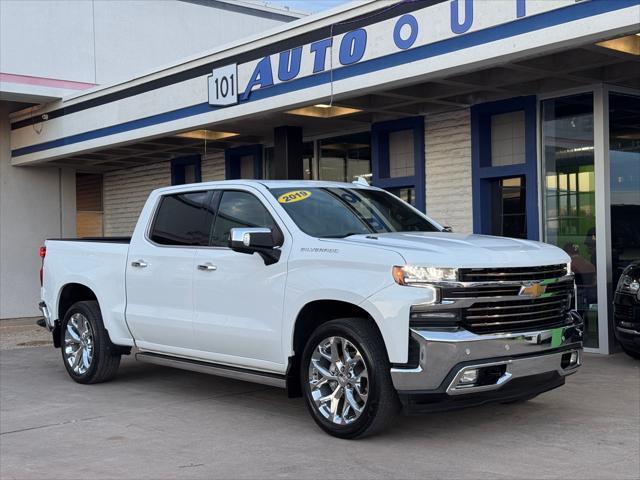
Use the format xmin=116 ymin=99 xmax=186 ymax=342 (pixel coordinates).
xmin=319 ymin=132 xmax=371 ymax=183
xmin=609 ymin=92 xmax=640 ymax=288
xmin=491 ymin=176 xmax=526 ymax=239
xmin=542 ymin=93 xmax=598 ymax=347
xmin=388 ymin=130 xmax=415 ymax=177
xmin=76 ymin=173 xmax=104 ymax=237
xmin=490 ymin=111 xmax=526 ymax=166
xmin=387 ymin=187 xmax=416 ymax=206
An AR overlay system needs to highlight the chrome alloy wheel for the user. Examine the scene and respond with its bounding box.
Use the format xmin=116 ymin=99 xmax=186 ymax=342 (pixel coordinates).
xmin=64 ymin=313 xmax=94 ymax=375
xmin=308 ymin=336 xmax=369 ymax=425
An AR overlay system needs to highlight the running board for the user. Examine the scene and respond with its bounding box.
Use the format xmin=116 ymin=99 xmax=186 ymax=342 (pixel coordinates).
xmin=135 ymin=352 xmax=286 ymax=388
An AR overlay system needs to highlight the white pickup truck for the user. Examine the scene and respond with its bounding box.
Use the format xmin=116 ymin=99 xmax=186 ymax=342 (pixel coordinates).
xmin=39 ymin=180 xmax=583 ymax=438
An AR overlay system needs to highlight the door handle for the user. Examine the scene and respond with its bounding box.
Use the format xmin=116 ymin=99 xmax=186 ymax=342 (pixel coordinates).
xmin=131 ymin=260 xmax=148 ymax=268
xmin=197 ymin=263 xmax=217 ymax=271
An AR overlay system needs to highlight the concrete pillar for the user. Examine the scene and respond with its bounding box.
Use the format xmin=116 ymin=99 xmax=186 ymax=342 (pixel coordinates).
xmin=273 ymin=125 xmax=303 ymax=179
xmin=0 ymin=102 xmax=76 ymax=319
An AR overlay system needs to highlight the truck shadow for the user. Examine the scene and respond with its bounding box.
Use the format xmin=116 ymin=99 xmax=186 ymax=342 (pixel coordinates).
xmin=115 ymin=356 xmax=567 ymax=440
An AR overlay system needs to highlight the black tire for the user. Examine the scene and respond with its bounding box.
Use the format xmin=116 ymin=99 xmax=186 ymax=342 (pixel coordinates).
xmin=300 ymin=317 xmax=399 ymax=439
xmin=622 ymin=346 xmax=640 ymax=360
xmin=60 ymin=300 xmax=121 ymax=384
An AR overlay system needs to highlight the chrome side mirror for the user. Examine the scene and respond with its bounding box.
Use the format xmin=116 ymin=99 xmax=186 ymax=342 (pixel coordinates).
xmin=229 ymin=227 xmax=280 ymax=265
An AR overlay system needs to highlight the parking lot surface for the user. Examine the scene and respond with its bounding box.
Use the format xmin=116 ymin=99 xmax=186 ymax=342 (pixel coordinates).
xmin=1 ymin=325 xmax=639 ymax=480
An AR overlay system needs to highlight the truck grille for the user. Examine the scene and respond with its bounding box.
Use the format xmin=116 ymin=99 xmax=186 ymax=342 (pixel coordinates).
xmin=458 ymin=264 xmax=568 ymax=282
xmin=445 ymin=274 xmax=575 ymax=334
xmin=615 ymin=310 xmax=640 ymax=330
xmin=443 ymin=278 xmax=573 ymax=301
xmin=461 ymin=296 xmax=572 ymax=334
xmin=615 ymin=304 xmax=634 ymax=319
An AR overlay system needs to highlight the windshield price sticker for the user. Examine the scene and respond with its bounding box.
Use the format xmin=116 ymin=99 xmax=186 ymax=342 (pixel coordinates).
xmin=208 ymin=64 xmax=238 ymax=106
xmin=278 ymin=190 xmax=311 ymax=204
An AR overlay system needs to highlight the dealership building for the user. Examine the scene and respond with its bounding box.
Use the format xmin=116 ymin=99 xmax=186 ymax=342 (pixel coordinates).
xmin=1 ymin=0 xmax=639 ymax=354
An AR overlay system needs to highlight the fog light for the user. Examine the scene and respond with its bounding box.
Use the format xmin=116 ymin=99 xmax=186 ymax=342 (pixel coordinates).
xmin=562 ymin=350 xmax=581 ymax=369
xmin=570 ymin=351 xmax=579 ymax=366
xmin=459 ymin=368 xmax=479 ymax=385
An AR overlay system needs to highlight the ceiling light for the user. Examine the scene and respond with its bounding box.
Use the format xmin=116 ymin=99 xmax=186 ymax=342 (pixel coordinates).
xmin=175 ymin=130 xmax=239 ymax=141
xmin=595 ymin=34 xmax=640 ymax=56
xmin=286 ymin=105 xmax=362 ymax=118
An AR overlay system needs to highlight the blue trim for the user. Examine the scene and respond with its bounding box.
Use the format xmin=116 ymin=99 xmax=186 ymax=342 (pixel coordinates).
xmin=12 ymin=0 xmax=635 ymax=158
xmin=471 ymin=96 xmax=539 ymax=240
xmin=225 ymin=144 xmax=263 ymax=180
xmin=372 ymin=116 xmax=425 ymax=212
xmin=171 ymin=155 xmax=202 ymax=185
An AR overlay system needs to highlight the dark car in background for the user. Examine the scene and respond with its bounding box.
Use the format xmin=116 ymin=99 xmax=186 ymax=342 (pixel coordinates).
xmin=613 ymin=261 xmax=640 ymax=359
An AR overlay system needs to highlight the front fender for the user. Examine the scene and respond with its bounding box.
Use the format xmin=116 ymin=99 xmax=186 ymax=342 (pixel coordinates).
xmin=360 ymin=283 xmax=438 ymax=363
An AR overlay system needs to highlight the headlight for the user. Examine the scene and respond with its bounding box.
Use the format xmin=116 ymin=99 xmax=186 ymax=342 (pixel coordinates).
xmin=629 ymin=280 xmax=640 ymax=293
xmin=392 ymin=265 xmax=458 ymax=286
xmin=566 ymin=261 xmax=572 ymax=275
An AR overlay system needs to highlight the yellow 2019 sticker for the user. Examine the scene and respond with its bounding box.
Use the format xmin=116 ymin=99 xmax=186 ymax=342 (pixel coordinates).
xmin=278 ymin=190 xmax=311 ymax=204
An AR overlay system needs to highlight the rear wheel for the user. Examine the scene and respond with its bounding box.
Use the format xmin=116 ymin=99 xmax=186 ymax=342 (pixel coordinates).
xmin=301 ymin=318 xmax=399 ymax=439
xmin=60 ymin=301 xmax=121 ymax=384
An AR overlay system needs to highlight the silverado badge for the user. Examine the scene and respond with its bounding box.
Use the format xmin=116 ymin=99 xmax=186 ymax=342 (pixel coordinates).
xmin=519 ymin=282 xmax=547 ymax=298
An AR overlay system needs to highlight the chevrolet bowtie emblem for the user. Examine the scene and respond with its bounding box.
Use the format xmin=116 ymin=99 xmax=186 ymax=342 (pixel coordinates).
xmin=519 ymin=282 xmax=547 ymax=298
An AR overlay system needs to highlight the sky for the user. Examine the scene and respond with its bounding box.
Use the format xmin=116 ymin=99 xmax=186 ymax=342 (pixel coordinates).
xmin=264 ymin=0 xmax=354 ymax=14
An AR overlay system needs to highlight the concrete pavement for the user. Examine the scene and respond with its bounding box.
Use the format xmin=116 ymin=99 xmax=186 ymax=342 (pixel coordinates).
xmin=0 ymin=340 xmax=638 ymax=479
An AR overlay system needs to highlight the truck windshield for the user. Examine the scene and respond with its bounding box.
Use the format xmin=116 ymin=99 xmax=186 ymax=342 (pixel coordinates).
xmin=270 ymin=187 xmax=440 ymax=238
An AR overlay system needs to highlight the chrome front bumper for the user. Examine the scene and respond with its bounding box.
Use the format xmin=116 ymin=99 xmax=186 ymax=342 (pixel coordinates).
xmin=391 ymin=322 xmax=583 ymax=393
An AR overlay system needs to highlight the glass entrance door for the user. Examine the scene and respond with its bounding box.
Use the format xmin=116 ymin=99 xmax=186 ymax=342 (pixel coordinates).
xmin=542 ymin=93 xmax=599 ymax=348
xmin=609 ymin=92 xmax=640 ymax=290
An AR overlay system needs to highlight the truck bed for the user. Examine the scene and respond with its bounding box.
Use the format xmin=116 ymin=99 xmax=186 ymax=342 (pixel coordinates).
xmin=41 ymin=238 xmax=133 ymax=345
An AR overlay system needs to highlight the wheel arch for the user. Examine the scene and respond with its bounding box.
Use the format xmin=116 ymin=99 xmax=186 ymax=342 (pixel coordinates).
xmin=54 ymin=283 xmax=99 ymax=348
xmin=286 ymin=299 xmax=388 ymax=398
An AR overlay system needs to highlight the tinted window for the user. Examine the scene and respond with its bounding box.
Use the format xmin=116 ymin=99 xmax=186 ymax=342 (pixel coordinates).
xmin=150 ymin=191 xmax=213 ymax=246
xmin=270 ymin=187 xmax=439 ymax=238
xmin=210 ymin=191 xmax=281 ymax=247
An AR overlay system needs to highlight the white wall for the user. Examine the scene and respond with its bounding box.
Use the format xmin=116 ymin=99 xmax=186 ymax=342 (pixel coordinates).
xmin=425 ymin=108 xmax=473 ymax=234
xmin=0 ymin=102 xmax=76 ymax=319
xmin=0 ymin=0 xmax=295 ymax=85
xmin=0 ymin=0 xmax=294 ymax=318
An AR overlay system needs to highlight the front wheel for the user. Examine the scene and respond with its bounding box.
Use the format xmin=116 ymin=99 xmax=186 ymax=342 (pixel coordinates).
xmin=60 ymin=301 xmax=121 ymax=384
xmin=300 ymin=318 xmax=399 ymax=439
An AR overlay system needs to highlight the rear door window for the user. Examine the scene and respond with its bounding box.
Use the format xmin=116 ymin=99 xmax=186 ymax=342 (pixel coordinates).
xmin=149 ymin=191 xmax=214 ymax=246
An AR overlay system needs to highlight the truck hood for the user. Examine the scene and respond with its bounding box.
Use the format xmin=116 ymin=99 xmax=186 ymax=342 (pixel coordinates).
xmin=334 ymin=232 xmax=569 ymax=268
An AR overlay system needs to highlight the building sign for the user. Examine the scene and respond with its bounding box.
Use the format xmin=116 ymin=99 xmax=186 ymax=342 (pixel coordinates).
xmin=208 ymin=64 xmax=238 ymax=106
xmin=208 ymin=0 xmax=578 ymax=107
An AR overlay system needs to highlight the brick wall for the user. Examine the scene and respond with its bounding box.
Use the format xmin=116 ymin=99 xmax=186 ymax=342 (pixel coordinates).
xmin=425 ymin=108 xmax=473 ymax=234
xmin=103 ymin=152 xmax=225 ymax=236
